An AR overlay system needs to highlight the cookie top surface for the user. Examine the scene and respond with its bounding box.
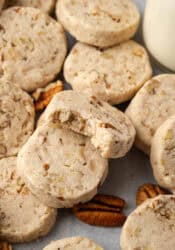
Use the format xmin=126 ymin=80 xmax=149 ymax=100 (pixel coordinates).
xmin=17 ymin=124 xmax=108 ymax=208
xmin=0 ymin=81 xmax=35 ymax=159
xmin=56 ymin=0 xmax=140 ymax=47
xmin=57 ymin=0 xmax=139 ymax=30
xmin=0 ymin=157 xmax=57 ymax=243
xmin=126 ymin=74 xmax=175 ymax=153
xmin=64 ymin=41 xmax=152 ymax=105
xmin=0 ymin=7 xmax=67 ymax=92
xmin=6 ymin=0 xmax=55 ymax=13
xmin=43 ymin=236 xmax=104 ymax=250
xmin=121 ymin=195 xmax=175 ymax=250
xmin=151 ymin=115 xmax=175 ymax=191
xmin=38 ymin=90 xmax=136 ymax=159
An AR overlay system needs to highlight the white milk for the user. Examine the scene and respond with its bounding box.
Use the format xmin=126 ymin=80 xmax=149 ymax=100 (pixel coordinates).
xmin=143 ymin=0 xmax=175 ymax=71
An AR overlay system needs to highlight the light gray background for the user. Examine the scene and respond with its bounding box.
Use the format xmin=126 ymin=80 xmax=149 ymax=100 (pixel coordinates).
xmin=14 ymin=1 xmax=163 ymax=249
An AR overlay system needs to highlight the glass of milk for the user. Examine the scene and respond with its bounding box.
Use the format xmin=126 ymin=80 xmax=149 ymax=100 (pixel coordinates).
xmin=143 ymin=0 xmax=175 ymax=72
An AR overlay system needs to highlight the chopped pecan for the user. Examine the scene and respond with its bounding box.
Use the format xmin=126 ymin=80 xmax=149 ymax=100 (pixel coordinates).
xmin=20 ymin=186 xmax=29 ymax=195
xmin=99 ymin=123 xmax=116 ymax=129
xmin=133 ymin=48 xmax=144 ymax=57
xmin=93 ymin=194 xmax=125 ymax=209
xmin=32 ymin=80 xmax=63 ymax=111
xmin=0 ymin=242 xmax=13 ymax=250
xmin=136 ymin=183 xmax=170 ymax=206
xmin=73 ymin=194 xmax=126 ymax=227
xmin=43 ymin=163 xmax=50 ymax=171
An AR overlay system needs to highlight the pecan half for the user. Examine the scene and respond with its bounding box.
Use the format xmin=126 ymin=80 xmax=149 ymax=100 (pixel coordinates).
xmin=73 ymin=194 xmax=126 ymax=227
xmin=0 ymin=242 xmax=13 ymax=250
xmin=136 ymin=183 xmax=170 ymax=206
xmin=32 ymin=80 xmax=63 ymax=111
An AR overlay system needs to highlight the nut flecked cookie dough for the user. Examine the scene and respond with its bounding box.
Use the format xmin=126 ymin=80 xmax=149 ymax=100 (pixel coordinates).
xmin=0 ymin=7 xmax=67 ymax=92
xmin=151 ymin=115 xmax=175 ymax=192
xmin=38 ymin=90 xmax=136 ymax=159
xmin=17 ymin=124 xmax=108 ymax=208
xmin=126 ymin=74 xmax=175 ymax=154
xmin=0 ymin=157 xmax=57 ymax=243
xmin=56 ymin=0 xmax=140 ymax=48
xmin=64 ymin=41 xmax=152 ymax=105
xmin=121 ymin=195 xmax=175 ymax=250
xmin=43 ymin=237 xmax=104 ymax=250
xmin=6 ymin=0 xmax=56 ymax=14
xmin=0 ymin=81 xmax=35 ymax=159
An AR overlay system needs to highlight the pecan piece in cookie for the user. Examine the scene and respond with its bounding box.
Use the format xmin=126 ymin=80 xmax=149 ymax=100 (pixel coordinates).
xmin=73 ymin=194 xmax=126 ymax=227
xmin=136 ymin=183 xmax=170 ymax=206
xmin=0 ymin=242 xmax=13 ymax=250
xmin=32 ymin=80 xmax=63 ymax=111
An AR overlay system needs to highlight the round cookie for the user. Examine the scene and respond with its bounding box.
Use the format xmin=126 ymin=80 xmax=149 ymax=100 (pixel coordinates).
xmin=0 ymin=157 xmax=57 ymax=243
xmin=6 ymin=0 xmax=56 ymax=13
xmin=64 ymin=41 xmax=152 ymax=105
xmin=126 ymin=74 xmax=175 ymax=154
xmin=43 ymin=236 xmax=104 ymax=250
xmin=0 ymin=81 xmax=35 ymax=159
xmin=56 ymin=0 xmax=140 ymax=48
xmin=17 ymin=124 xmax=108 ymax=208
xmin=38 ymin=90 xmax=136 ymax=159
xmin=151 ymin=115 xmax=175 ymax=192
xmin=0 ymin=7 xmax=67 ymax=92
xmin=121 ymin=195 xmax=175 ymax=250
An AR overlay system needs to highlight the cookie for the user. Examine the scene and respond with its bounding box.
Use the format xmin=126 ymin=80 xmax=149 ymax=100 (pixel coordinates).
xmin=0 ymin=81 xmax=35 ymax=159
xmin=43 ymin=236 xmax=104 ymax=250
xmin=17 ymin=124 xmax=108 ymax=208
xmin=151 ymin=115 xmax=175 ymax=192
xmin=56 ymin=0 xmax=140 ymax=48
xmin=120 ymin=195 xmax=175 ymax=250
xmin=126 ymin=74 xmax=175 ymax=154
xmin=6 ymin=0 xmax=55 ymax=13
xmin=64 ymin=41 xmax=152 ymax=105
xmin=38 ymin=90 xmax=136 ymax=159
xmin=0 ymin=7 xmax=67 ymax=92
xmin=0 ymin=157 xmax=57 ymax=243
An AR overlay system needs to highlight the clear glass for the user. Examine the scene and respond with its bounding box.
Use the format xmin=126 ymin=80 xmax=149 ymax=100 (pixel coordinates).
xmin=143 ymin=0 xmax=175 ymax=72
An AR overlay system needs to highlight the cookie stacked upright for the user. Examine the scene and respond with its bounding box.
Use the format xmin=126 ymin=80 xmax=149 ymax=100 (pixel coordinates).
xmin=120 ymin=73 xmax=175 ymax=249
xmin=0 ymin=5 xmax=68 ymax=243
xmin=17 ymin=91 xmax=136 ymax=208
xmin=0 ymin=81 xmax=58 ymax=243
xmin=125 ymin=73 xmax=175 ymax=191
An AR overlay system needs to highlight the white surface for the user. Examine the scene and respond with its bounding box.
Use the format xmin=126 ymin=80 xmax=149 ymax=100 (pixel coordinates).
xmin=14 ymin=1 xmax=163 ymax=249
